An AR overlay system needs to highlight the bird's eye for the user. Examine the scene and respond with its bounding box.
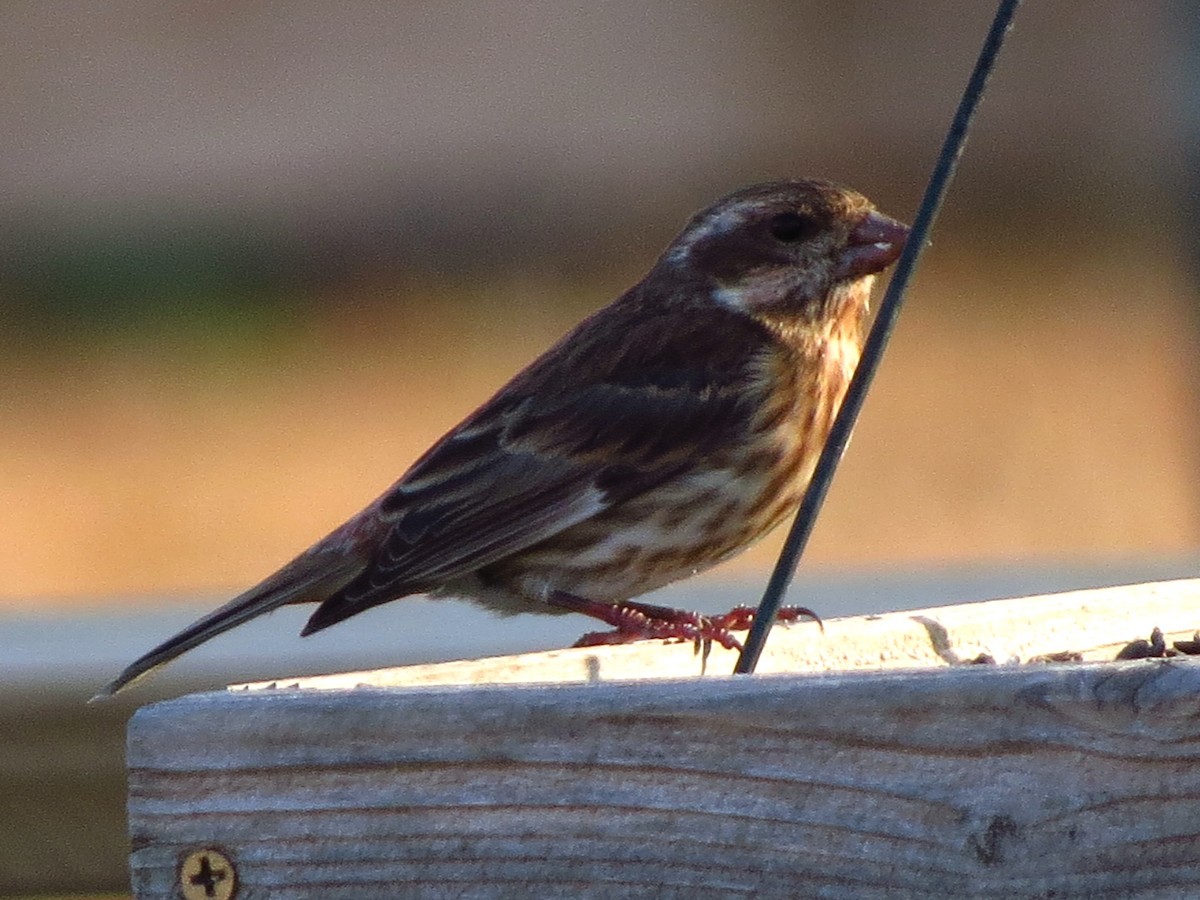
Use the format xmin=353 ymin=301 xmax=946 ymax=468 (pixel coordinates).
xmin=767 ymin=212 xmax=820 ymax=244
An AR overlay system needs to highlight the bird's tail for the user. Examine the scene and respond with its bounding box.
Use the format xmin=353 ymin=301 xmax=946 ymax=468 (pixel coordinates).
xmin=93 ymin=551 xmax=365 ymax=699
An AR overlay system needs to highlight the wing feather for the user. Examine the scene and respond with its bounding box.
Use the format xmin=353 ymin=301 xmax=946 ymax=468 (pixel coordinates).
xmin=302 ymin=300 xmax=772 ymax=633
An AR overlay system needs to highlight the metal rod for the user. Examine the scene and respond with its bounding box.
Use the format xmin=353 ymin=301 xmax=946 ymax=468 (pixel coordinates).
xmin=735 ymin=0 xmax=1024 ymax=674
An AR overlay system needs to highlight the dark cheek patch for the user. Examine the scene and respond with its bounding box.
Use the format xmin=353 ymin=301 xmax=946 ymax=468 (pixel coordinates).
xmin=688 ymin=231 xmax=795 ymax=283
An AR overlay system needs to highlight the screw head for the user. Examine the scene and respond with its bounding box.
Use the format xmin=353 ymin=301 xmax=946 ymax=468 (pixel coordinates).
xmin=179 ymin=848 xmax=237 ymax=900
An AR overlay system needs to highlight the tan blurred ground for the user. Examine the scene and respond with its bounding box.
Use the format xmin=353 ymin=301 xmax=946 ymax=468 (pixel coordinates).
xmin=2 ymin=237 xmax=1196 ymax=610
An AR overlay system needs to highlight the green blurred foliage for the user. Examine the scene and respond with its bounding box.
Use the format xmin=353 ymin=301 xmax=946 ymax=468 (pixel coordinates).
xmin=0 ymin=218 xmax=298 ymax=349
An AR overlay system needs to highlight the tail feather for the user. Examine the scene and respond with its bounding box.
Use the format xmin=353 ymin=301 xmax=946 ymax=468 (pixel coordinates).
xmin=301 ymin=588 xmax=384 ymax=637
xmin=94 ymin=552 xmax=365 ymax=699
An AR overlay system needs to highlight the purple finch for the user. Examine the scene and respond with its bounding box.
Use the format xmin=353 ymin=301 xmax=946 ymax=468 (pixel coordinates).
xmin=101 ymin=179 xmax=907 ymax=696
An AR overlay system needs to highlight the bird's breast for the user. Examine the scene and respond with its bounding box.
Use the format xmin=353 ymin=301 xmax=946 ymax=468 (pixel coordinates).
xmin=741 ymin=328 xmax=860 ymax=532
xmin=479 ymin=329 xmax=863 ymax=608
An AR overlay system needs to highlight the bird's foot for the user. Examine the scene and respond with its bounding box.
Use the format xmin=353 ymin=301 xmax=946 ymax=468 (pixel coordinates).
xmin=573 ymin=603 xmax=743 ymax=651
xmin=550 ymin=592 xmax=821 ymax=652
xmin=702 ymin=603 xmax=823 ymax=634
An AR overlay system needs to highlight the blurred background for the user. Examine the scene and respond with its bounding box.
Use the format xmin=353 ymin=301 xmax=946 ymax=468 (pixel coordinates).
xmin=2 ymin=1 xmax=1198 ymax=896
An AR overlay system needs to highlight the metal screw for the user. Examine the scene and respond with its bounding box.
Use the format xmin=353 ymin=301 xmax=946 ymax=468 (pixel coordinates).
xmin=179 ymin=849 xmax=237 ymax=900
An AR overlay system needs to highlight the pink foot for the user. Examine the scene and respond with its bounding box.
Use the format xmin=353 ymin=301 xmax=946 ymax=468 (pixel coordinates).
xmin=548 ymin=592 xmax=821 ymax=651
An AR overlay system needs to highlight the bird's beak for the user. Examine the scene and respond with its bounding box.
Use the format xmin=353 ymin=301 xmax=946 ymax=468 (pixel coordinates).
xmin=832 ymin=211 xmax=909 ymax=281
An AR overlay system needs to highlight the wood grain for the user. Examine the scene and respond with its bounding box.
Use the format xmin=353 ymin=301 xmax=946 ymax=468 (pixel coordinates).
xmin=130 ymin=657 xmax=1200 ymax=898
xmin=128 ymin=580 xmax=1200 ymax=897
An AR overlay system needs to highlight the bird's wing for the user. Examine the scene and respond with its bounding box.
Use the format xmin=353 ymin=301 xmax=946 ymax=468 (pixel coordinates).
xmin=302 ymin=307 xmax=768 ymax=632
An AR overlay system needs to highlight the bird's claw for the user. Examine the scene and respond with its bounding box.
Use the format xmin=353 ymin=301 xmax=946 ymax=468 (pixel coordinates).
xmin=570 ymin=601 xmax=822 ymax=650
xmin=572 ymin=606 xmax=742 ymax=651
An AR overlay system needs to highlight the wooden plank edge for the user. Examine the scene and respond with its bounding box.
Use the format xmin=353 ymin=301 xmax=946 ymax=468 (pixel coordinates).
xmin=225 ymin=577 xmax=1200 ymax=691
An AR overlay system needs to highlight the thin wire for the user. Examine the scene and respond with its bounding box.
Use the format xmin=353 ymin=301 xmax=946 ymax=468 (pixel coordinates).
xmin=734 ymin=0 xmax=1023 ymax=675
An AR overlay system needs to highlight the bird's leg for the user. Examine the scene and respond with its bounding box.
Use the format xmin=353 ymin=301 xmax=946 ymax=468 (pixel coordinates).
xmin=549 ymin=591 xmax=742 ymax=650
xmin=550 ymin=592 xmax=819 ymax=651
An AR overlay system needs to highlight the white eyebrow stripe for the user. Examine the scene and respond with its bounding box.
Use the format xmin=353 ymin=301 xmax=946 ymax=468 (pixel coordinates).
xmin=667 ymin=210 xmax=737 ymax=263
xmin=711 ymin=284 xmax=751 ymax=311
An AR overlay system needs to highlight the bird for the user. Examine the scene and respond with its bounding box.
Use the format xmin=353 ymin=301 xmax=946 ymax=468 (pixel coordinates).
xmin=98 ymin=179 xmax=908 ymax=697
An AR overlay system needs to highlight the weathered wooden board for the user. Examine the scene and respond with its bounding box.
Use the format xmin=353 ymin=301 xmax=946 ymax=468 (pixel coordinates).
xmin=128 ymin=580 xmax=1200 ymax=897
xmin=129 ymin=657 xmax=1200 ymax=899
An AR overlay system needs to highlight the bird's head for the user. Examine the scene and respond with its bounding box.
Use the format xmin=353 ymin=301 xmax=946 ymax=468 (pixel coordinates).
xmin=660 ymin=179 xmax=908 ymax=325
